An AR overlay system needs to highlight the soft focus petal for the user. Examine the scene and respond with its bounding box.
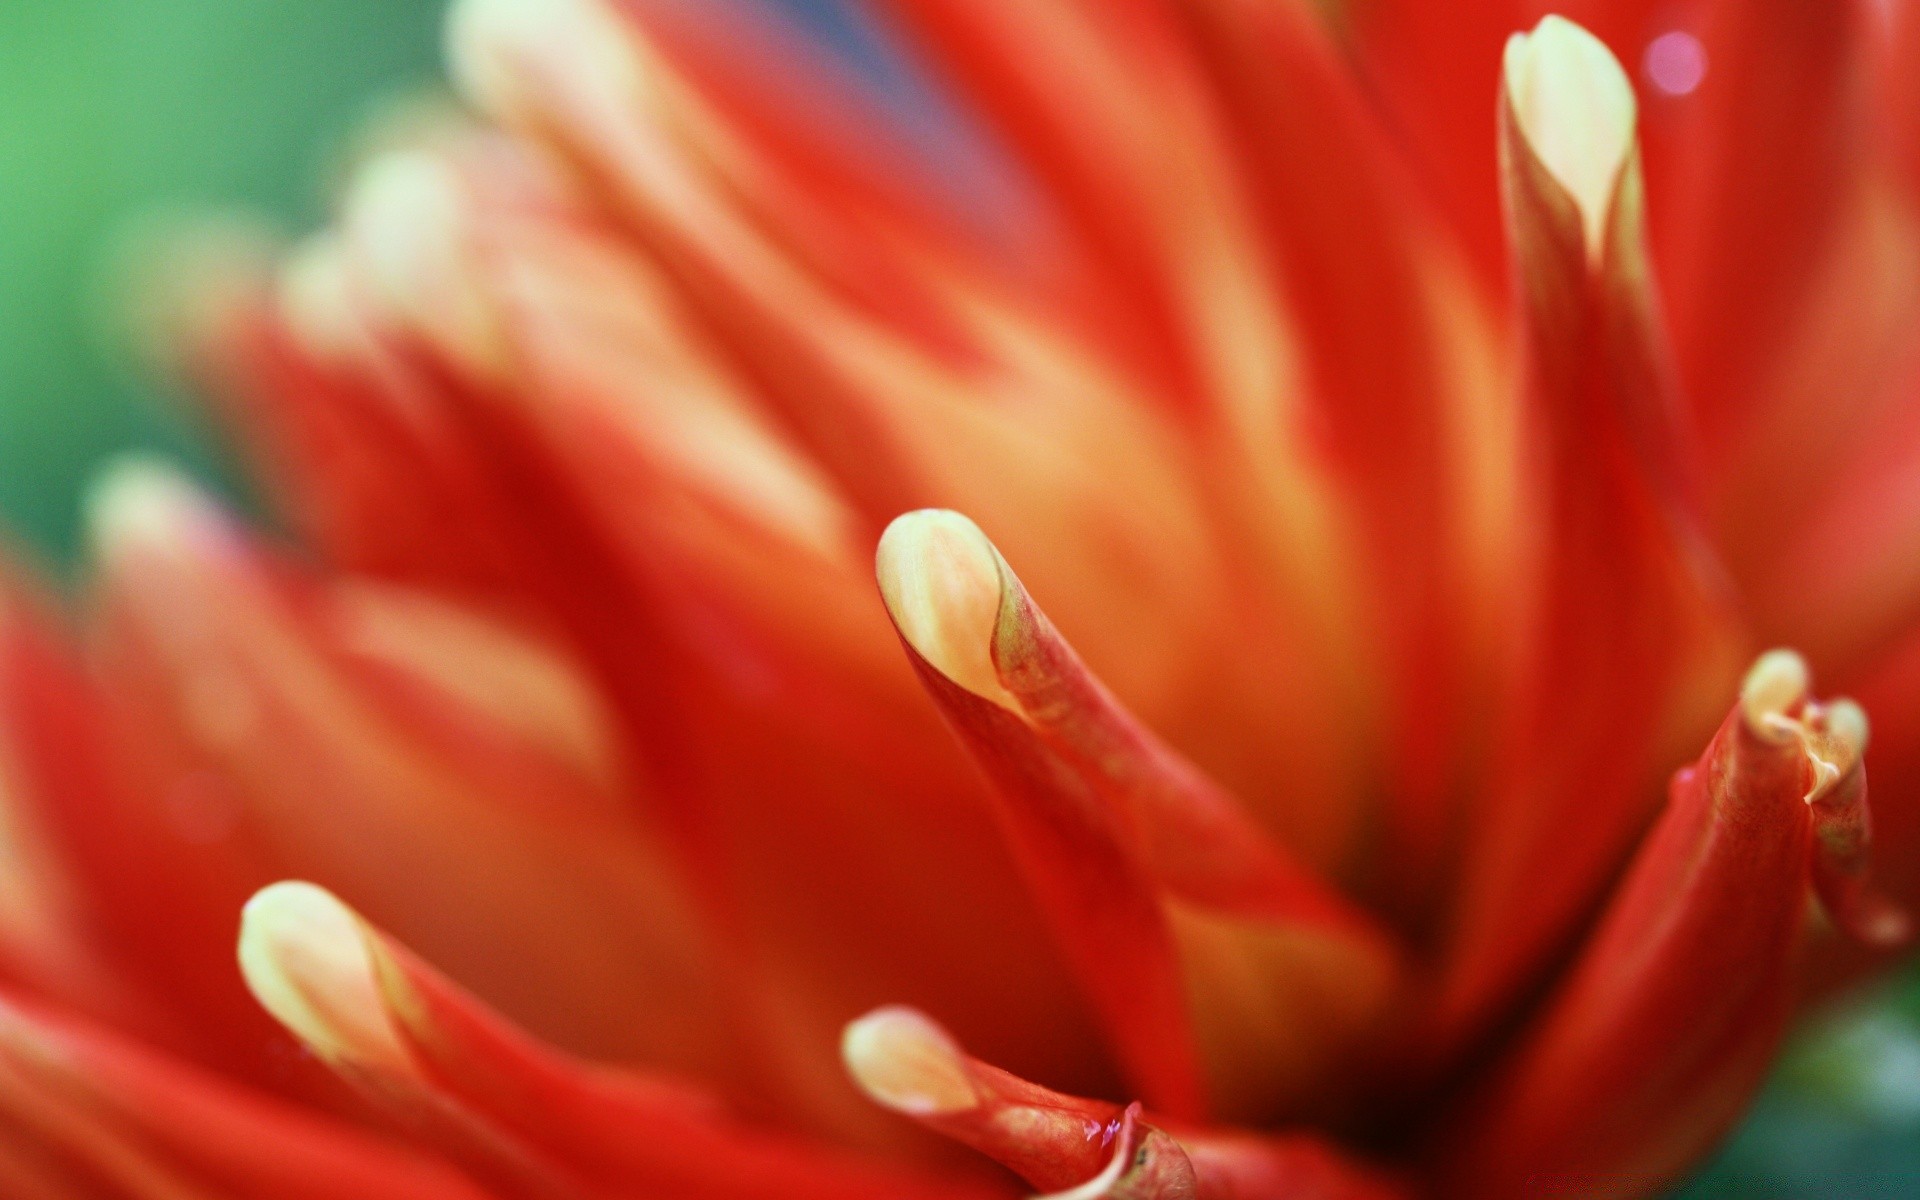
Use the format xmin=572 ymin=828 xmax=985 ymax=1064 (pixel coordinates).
xmin=0 ymin=986 xmax=484 ymax=1200
xmin=1665 ymin=0 xmax=1869 ymax=458
xmin=88 ymin=463 xmax=735 ymax=1083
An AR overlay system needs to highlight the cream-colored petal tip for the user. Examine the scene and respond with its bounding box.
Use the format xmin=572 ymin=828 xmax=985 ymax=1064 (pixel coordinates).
xmin=1740 ymin=648 xmax=1810 ymax=741
xmin=1504 ymin=15 xmax=1636 ymax=252
xmin=1825 ymin=698 xmax=1870 ymax=759
xmin=238 ymin=882 xmax=404 ymax=1067
xmin=842 ymin=1006 xmax=977 ymax=1116
xmin=85 ymin=457 xmax=219 ymax=564
xmin=343 ymin=152 xmax=470 ymax=311
xmin=875 ymin=511 xmax=1010 ymax=700
xmin=446 ymin=0 xmax=633 ymax=117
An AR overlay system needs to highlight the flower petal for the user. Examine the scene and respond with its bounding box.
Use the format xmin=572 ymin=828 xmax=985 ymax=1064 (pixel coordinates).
xmin=843 ymin=1006 xmax=1405 ymax=1199
xmin=88 ymin=464 xmax=736 ymax=1085
xmin=1169 ymin=0 xmax=1514 ymax=908
xmin=239 ymin=882 xmax=991 ymax=1200
xmin=1665 ymin=0 xmax=1869 ymax=458
xmin=1441 ymin=650 xmax=1904 ymax=1195
xmin=1431 ymin=16 xmax=1734 ymax=1067
xmin=877 ymin=510 xmax=1403 ymax=1123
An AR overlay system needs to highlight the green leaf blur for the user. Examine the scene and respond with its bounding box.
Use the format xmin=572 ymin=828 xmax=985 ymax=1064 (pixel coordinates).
xmin=0 ymin=0 xmax=442 ymax=561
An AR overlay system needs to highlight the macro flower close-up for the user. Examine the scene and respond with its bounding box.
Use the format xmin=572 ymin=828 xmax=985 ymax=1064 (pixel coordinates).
xmin=5 ymin=0 xmax=1920 ymax=1196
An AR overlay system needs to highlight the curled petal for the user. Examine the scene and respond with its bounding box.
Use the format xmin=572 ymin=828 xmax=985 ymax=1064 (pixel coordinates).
xmin=843 ymin=1006 xmax=1405 ymax=1200
xmin=240 ymin=882 xmax=988 ymax=1200
xmin=1443 ymin=650 xmax=1905 ymax=1195
xmin=878 ymin=511 xmax=1402 ymax=1122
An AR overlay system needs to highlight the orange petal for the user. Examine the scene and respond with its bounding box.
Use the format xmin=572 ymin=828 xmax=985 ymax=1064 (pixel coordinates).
xmin=843 ymin=1005 xmax=1405 ymax=1199
xmin=239 ymin=882 xmax=991 ymax=1200
xmin=878 ymin=511 xmax=1403 ymax=1123
xmin=1432 ymin=16 xmax=1734 ymax=1067
xmin=0 ymin=986 xmax=485 ymax=1200
xmin=1441 ymin=649 xmax=1904 ymax=1195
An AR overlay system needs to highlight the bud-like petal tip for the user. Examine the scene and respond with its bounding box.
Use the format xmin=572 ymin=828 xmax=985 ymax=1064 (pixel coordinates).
xmin=237 ymin=881 xmax=409 ymax=1070
xmin=275 ymin=233 xmax=364 ymax=362
xmin=1740 ymin=648 xmax=1812 ymax=743
xmin=1504 ymin=15 xmax=1637 ymax=256
xmin=446 ymin=0 xmax=639 ymax=125
xmin=841 ymin=1006 xmax=978 ymax=1116
xmin=342 ymin=151 xmax=502 ymax=368
xmin=85 ymin=457 xmax=220 ymax=565
xmin=876 ymin=510 xmax=1012 ymax=705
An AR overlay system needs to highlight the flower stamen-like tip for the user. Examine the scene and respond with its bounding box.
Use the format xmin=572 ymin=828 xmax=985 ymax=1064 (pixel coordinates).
xmin=876 ymin=510 xmax=1013 ymax=705
xmin=1504 ymin=14 xmax=1637 ymax=256
xmin=237 ymin=882 xmax=410 ymax=1071
xmin=1739 ymin=649 xmax=1870 ymax=801
xmin=842 ymin=1006 xmax=979 ymax=1116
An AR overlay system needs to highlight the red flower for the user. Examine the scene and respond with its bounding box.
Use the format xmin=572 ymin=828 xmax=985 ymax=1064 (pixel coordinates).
xmin=2 ymin=1 xmax=1919 ymax=1196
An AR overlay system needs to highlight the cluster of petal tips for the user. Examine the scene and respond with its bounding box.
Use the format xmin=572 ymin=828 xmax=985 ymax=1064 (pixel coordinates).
xmin=4 ymin=0 xmax=1920 ymax=1197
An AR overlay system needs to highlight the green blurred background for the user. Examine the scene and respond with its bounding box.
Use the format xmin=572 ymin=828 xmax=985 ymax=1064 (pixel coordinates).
xmin=0 ymin=0 xmax=445 ymax=560
xmin=0 ymin=1 xmax=1916 ymax=1194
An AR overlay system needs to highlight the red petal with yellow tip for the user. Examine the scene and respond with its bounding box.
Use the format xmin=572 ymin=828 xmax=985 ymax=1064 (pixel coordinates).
xmin=843 ymin=1005 xmax=1405 ymax=1199
xmin=1434 ymin=17 xmax=1730 ymax=1065
xmin=877 ymin=510 xmax=1402 ymax=1124
xmin=239 ymin=882 xmax=991 ymax=1200
xmin=1441 ymin=650 xmax=1904 ymax=1197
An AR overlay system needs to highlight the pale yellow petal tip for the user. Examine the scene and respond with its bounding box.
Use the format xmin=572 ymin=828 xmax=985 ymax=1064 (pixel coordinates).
xmin=237 ymin=882 xmax=409 ymax=1069
xmin=344 ymin=151 xmax=470 ymax=319
xmin=446 ymin=0 xmax=637 ymax=120
xmin=276 ymin=234 xmax=362 ymax=362
xmin=842 ymin=1006 xmax=978 ymax=1116
xmin=875 ymin=510 xmax=1013 ymax=704
xmin=1740 ymin=648 xmax=1811 ymax=742
xmin=85 ymin=458 xmax=221 ymax=566
xmin=1504 ymin=15 xmax=1637 ymax=256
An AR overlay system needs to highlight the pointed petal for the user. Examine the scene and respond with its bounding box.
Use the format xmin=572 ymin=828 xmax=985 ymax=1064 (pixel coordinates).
xmin=877 ymin=511 xmax=1402 ymax=1123
xmin=240 ymin=883 xmax=990 ymax=1200
xmin=1432 ymin=17 xmax=1734 ymax=1065
xmin=1442 ymin=650 xmax=1904 ymax=1194
xmin=843 ymin=1006 xmax=1405 ymax=1199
